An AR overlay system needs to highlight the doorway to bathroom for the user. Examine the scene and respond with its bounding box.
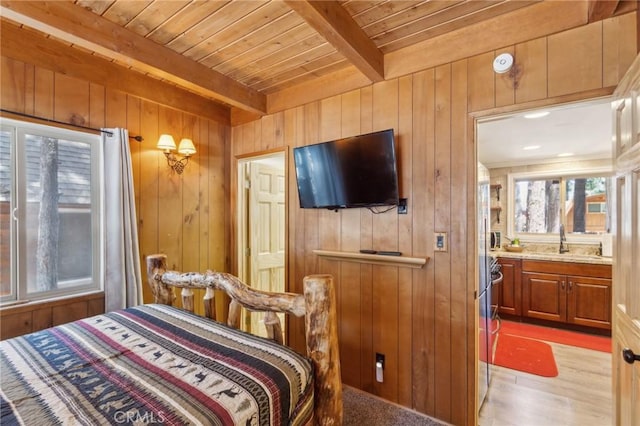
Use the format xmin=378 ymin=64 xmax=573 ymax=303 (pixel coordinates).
xmin=236 ymin=150 xmax=286 ymax=338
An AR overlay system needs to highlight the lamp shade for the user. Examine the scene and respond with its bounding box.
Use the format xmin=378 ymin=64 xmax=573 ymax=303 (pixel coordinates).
xmin=178 ymin=138 xmax=196 ymax=156
xmin=157 ymin=134 xmax=177 ymax=151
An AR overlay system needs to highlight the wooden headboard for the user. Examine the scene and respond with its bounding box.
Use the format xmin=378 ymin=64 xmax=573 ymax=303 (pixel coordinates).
xmin=146 ymin=254 xmax=343 ymax=426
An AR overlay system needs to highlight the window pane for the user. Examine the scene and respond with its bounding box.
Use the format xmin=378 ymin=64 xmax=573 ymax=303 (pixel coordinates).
xmin=0 ymin=130 xmax=12 ymax=299
xmin=514 ymin=179 xmax=560 ymax=233
xmin=565 ymin=177 xmax=608 ymax=234
xmin=24 ymin=135 xmax=93 ymax=293
xmin=59 ymin=210 xmax=92 ymax=281
xmin=587 ymin=202 xmax=605 ymax=213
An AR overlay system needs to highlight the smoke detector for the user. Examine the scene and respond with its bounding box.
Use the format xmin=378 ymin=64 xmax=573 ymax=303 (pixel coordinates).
xmin=493 ymin=53 xmax=514 ymax=74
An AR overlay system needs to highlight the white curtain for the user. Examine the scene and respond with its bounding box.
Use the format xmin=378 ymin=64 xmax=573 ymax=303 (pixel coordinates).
xmin=102 ymin=128 xmax=143 ymax=312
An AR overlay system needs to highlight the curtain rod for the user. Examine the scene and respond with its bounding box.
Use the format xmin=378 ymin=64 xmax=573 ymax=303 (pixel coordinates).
xmin=0 ymin=109 xmax=144 ymax=142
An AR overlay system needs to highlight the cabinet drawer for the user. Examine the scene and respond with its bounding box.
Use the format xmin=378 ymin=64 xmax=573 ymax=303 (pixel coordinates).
xmin=521 ymin=259 xmax=611 ymax=278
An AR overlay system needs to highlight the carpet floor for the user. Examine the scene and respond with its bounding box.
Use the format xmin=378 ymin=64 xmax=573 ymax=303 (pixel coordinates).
xmin=342 ymin=385 xmax=450 ymax=426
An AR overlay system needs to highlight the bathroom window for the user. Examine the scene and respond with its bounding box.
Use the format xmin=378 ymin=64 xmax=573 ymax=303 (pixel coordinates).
xmin=511 ymin=173 xmax=611 ymax=236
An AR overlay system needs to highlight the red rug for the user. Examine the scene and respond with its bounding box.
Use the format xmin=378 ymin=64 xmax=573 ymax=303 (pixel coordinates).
xmin=500 ymin=320 xmax=611 ymax=353
xmin=493 ymin=334 xmax=558 ymax=377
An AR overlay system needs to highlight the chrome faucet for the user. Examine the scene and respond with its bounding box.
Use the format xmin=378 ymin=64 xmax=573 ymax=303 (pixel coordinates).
xmin=559 ymin=224 xmax=569 ymax=253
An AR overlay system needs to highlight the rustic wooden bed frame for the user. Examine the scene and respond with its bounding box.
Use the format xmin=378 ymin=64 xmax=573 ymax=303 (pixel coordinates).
xmin=146 ymin=254 xmax=343 ymax=425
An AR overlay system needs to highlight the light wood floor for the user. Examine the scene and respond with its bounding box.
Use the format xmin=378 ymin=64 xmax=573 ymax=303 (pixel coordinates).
xmin=478 ymin=341 xmax=612 ymax=426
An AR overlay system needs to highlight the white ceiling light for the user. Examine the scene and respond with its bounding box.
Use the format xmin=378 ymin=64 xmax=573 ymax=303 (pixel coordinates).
xmin=524 ymin=111 xmax=550 ymax=119
xmin=523 ymin=145 xmax=541 ymax=150
xmin=493 ymin=53 xmax=513 ymax=74
xmin=557 ymin=152 xmax=574 ymax=157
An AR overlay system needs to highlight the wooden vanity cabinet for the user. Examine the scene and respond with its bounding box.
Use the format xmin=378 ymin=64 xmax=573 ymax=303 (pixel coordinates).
xmin=521 ymin=260 xmax=612 ymax=330
xmin=492 ymin=258 xmax=522 ymax=316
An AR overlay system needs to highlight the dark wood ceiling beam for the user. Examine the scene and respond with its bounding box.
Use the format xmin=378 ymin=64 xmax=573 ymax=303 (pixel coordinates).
xmin=284 ymin=0 xmax=384 ymax=83
xmin=588 ymin=0 xmax=620 ymax=22
xmin=0 ymin=20 xmax=230 ymax=124
xmin=0 ymin=1 xmax=266 ymax=115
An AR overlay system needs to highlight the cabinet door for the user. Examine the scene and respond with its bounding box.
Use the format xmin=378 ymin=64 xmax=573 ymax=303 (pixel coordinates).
xmin=567 ymin=275 xmax=612 ymax=329
xmin=522 ymin=272 xmax=566 ymax=322
xmin=496 ymin=258 xmax=522 ymax=316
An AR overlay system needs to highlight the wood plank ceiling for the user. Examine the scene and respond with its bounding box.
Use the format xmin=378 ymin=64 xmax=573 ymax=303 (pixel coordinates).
xmin=0 ymin=0 xmax=634 ymax=120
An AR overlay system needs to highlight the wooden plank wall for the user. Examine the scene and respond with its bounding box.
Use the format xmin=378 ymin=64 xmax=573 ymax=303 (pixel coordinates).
xmin=0 ymin=292 xmax=104 ymax=340
xmin=0 ymin=55 xmax=230 ymax=317
xmin=230 ymin=13 xmax=637 ymax=426
xmin=0 ymin=9 xmax=636 ymax=426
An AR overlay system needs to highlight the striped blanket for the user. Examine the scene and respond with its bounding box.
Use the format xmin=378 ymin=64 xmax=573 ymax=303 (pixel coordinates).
xmin=0 ymin=304 xmax=314 ymax=425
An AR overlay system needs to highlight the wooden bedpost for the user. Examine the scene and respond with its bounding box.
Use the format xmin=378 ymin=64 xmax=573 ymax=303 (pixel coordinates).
xmin=303 ymin=274 xmax=343 ymax=426
xmin=146 ymin=254 xmax=174 ymax=305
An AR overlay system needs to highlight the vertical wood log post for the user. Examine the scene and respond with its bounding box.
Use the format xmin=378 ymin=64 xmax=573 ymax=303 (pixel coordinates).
xmin=204 ymin=287 xmax=216 ymax=320
xmin=181 ymin=288 xmax=194 ymax=312
xmin=263 ymin=311 xmax=284 ymax=345
xmin=228 ymin=300 xmax=241 ymax=329
xmin=303 ymin=274 xmax=343 ymax=426
xmin=146 ymin=254 xmax=173 ymax=305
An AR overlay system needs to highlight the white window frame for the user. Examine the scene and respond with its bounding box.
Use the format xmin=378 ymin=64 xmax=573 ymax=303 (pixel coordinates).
xmin=506 ymin=165 xmax=612 ymax=245
xmin=0 ymin=118 xmax=103 ymax=305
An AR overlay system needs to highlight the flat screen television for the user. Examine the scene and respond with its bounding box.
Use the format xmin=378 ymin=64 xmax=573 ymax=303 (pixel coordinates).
xmin=293 ymin=129 xmax=399 ymax=210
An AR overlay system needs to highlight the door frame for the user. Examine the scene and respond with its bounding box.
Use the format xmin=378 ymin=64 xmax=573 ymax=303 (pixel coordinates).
xmin=470 ymin=88 xmax=616 ymax=423
xmin=234 ymin=148 xmax=288 ymax=332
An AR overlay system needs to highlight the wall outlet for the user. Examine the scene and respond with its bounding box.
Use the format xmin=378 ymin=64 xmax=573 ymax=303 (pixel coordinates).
xmin=375 ymin=353 xmax=385 ymax=383
xmin=435 ymin=232 xmax=447 ymax=252
xmin=398 ymin=198 xmax=408 ymax=214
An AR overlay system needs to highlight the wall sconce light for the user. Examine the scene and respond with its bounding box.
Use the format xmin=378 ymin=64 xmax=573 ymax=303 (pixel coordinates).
xmin=157 ymin=134 xmax=196 ymax=174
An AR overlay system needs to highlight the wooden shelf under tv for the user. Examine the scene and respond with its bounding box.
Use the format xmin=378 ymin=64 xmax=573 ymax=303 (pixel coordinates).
xmin=313 ymin=250 xmax=429 ymax=269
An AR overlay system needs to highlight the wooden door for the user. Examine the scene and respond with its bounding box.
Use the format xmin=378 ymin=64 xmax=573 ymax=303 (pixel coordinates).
xmin=522 ymin=271 xmax=566 ymax=323
xmin=612 ymin=53 xmax=640 ymax=426
xmin=246 ymin=163 xmax=286 ymax=338
xmin=566 ymin=275 xmax=611 ymax=330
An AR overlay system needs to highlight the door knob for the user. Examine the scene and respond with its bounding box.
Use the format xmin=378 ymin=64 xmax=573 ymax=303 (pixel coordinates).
xmin=622 ymin=348 xmax=640 ymax=364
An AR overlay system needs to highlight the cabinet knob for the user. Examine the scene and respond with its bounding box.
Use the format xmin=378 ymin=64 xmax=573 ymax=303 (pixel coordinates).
xmin=622 ymin=348 xmax=640 ymax=364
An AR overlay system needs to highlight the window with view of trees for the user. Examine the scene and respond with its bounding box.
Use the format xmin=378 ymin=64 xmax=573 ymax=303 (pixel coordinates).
xmin=0 ymin=119 xmax=101 ymax=304
xmin=514 ymin=175 xmax=610 ymax=235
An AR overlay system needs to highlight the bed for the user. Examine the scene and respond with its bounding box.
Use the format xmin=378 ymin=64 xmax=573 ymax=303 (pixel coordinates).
xmin=0 ymin=254 xmax=343 ymax=425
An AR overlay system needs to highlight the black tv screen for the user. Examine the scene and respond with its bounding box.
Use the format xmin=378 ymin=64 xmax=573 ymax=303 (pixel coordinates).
xmin=293 ymin=129 xmax=399 ymax=209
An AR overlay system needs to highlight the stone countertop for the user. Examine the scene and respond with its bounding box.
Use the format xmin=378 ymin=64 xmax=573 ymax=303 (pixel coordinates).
xmin=491 ymin=249 xmax=612 ymax=265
